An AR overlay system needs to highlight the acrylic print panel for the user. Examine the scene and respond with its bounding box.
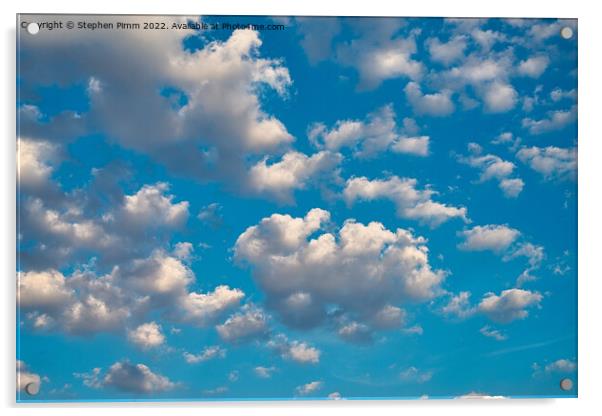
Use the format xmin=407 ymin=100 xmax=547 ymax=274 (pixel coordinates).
xmin=16 ymin=14 xmax=577 ymax=402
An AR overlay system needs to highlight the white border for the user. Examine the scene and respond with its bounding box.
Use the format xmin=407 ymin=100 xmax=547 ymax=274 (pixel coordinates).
xmin=2 ymin=1 xmax=601 ymax=415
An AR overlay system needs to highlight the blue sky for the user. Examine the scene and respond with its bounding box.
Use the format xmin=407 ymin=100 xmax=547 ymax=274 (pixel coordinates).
xmin=17 ymin=15 xmax=577 ymax=401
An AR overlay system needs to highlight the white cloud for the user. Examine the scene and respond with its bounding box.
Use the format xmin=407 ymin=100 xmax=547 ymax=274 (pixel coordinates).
xmin=458 ymin=144 xmax=523 ymax=198
xmin=20 ymin=25 xmax=294 ymax=188
xmin=478 ymin=289 xmax=542 ymax=323
xmin=198 ymin=203 xmax=223 ymax=228
xmin=550 ymin=88 xmax=577 ymax=102
xmin=390 ymin=136 xmax=430 ymax=156
xmin=426 ymin=36 xmax=467 ymax=66
xmin=235 ymin=208 xmax=447 ymax=338
xmin=216 ymin=305 xmax=269 ymax=343
xmin=441 ymin=292 xmax=475 ymax=319
xmin=483 ymin=82 xmax=518 ymax=112
xmin=399 ymin=366 xmax=433 ymax=383
xmin=17 ymin=139 xmax=58 ymax=190
xmin=516 ymin=145 xmax=577 ymax=180
xmin=517 ymin=56 xmax=550 ymax=78
xmin=337 ymin=321 xmax=373 ymax=344
xmin=122 ymin=183 xmax=189 ymax=229
xmin=17 ymin=360 xmax=42 ymax=392
xmin=503 ymin=242 xmax=545 ymax=286
xmin=102 ymin=361 xmax=175 ymax=393
xmin=499 ymin=178 xmax=525 ymax=198
xmin=343 ymin=176 xmax=468 ymax=227
xmin=180 ymin=285 xmax=245 ymax=326
xmin=248 ymin=150 xmax=342 ymax=202
xmin=336 ymin=21 xmax=423 ymax=89
xmin=545 ymin=359 xmax=577 ymax=373
xmin=458 ymin=225 xmax=521 ymax=253
xmin=471 ymin=28 xmax=507 ymax=51
xmin=404 ymin=82 xmax=455 ymax=116
xmin=295 ymin=380 xmax=323 ymax=396
xmin=124 ymin=249 xmax=194 ymax=296
xmin=522 ymin=106 xmax=577 ymax=135
xmin=309 ymin=105 xmax=430 ymax=157
xmin=18 ymin=269 xmax=73 ymax=310
xmin=183 ymin=346 xmax=226 ymax=364
xmin=254 ymin=366 xmax=277 ymax=378
xmin=268 ymin=334 xmax=321 ymax=364
xmin=328 ymin=392 xmax=342 ymax=400
xmin=19 ymin=246 xmax=246 ymax=336
xmin=127 ymin=322 xmax=165 ymax=349
xmin=480 ymin=325 xmax=508 ymax=341
xmin=172 ymin=242 xmax=194 ymax=261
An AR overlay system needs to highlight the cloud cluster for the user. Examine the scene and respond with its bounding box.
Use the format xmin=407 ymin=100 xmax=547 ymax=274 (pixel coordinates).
xmin=183 ymin=346 xmax=226 ymax=364
xmin=335 ymin=18 xmax=423 ymax=89
xmin=235 ymin=208 xmax=446 ymax=341
xmin=458 ymin=143 xmax=524 ymax=198
xmin=442 ymin=289 xmax=543 ymax=323
xmin=516 ymin=145 xmax=577 ymax=181
xmin=458 ymin=225 xmax=520 ymax=253
xmin=18 ymin=249 xmax=245 ymax=335
xmin=457 ymin=224 xmax=545 ymax=286
xmin=344 ymin=176 xmax=468 ymax=227
xmin=20 ymin=23 xmax=295 ymax=190
xmin=76 ymin=361 xmax=175 ymax=393
xmin=127 ymin=322 xmax=166 ymax=349
xmin=295 ymin=380 xmax=323 ymax=396
xmin=309 ymin=105 xmax=430 ymax=158
xmin=248 ymin=150 xmax=342 ymax=203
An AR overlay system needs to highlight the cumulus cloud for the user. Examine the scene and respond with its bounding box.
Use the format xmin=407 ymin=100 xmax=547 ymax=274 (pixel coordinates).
xmin=268 ymin=334 xmax=321 ymax=364
xmin=19 ymin=180 xmax=191 ymax=271
xmin=235 ymin=208 xmax=447 ymax=339
xmin=295 ymin=380 xmax=323 ymax=396
xmin=248 ymin=150 xmax=342 ymax=203
xmin=458 ymin=225 xmax=521 ymax=253
xmin=443 ymin=289 xmax=542 ymax=323
xmin=18 ymin=245 xmax=245 ymax=336
xmin=336 ymin=19 xmax=423 ymax=89
xmin=20 ymin=23 xmax=294 ymax=188
xmin=180 ymin=285 xmax=245 ymax=327
xmin=522 ymin=106 xmax=577 ymax=135
xmin=101 ymin=361 xmax=175 ymax=393
xmin=17 ymin=138 xmax=59 ymax=191
xmin=121 ymin=183 xmax=189 ymax=229
xmin=296 ymin=17 xmax=341 ymax=64
xmin=544 ymin=359 xmax=577 ymax=373
xmin=183 ymin=346 xmax=226 ymax=364
xmin=483 ymin=82 xmax=518 ymax=112
xmin=344 ymin=176 xmax=468 ymax=227
xmin=457 ymin=144 xmax=524 ymax=198
xmin=309 ymin=105 xmax=430 ymax=158
xmin=426 ymin=35 xmax=467 ymax=66
xmin=516 ymin=146 xmax=577 ymax=181
xmin=478 ymin=289 xmax=542 ymax=323
xmin=127 ymin=322 xmax=165 ymax=349
xmin=404 ymin=82 xmax=455 ymax=116
xmin=441 ymin=292 xmax=475 ymax=319
xmin=254 ymin=366 xmax=277 ymax=378
xmin=216 ymin=305 xmax=269 ymax=343
xmin=517 ymin=55 xmax=550 ymax=78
